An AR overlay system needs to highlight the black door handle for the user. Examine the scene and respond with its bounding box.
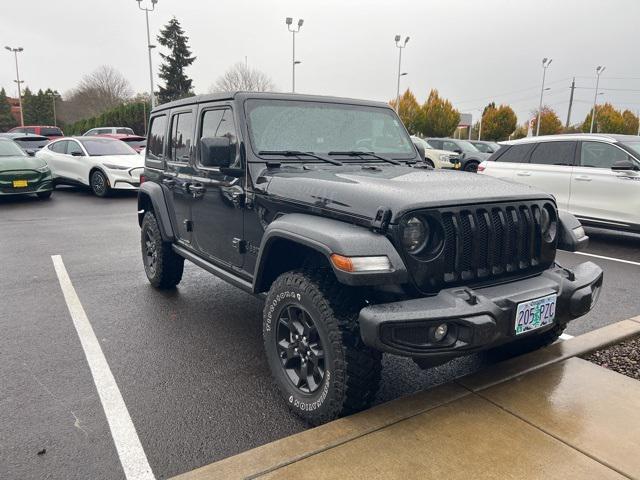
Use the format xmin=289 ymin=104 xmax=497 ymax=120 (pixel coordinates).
xmin=162 ymin=178 xmax=175 ymax=187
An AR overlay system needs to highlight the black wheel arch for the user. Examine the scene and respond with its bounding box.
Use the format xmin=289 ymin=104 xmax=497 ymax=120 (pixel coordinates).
xmin=253 ymin=213 xmax=408 ymax=294
xmin=137 ymin=181 xmax=175 ymax=242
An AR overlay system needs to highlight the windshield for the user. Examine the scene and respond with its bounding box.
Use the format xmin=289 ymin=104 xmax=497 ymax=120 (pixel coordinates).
xmin=622 ymin=141 xmax=640 ymax=157
xmin=0 ymin=140 xmax=27 ymax=157
xmin=246 ymin=99 xmax=415 ymax=159
xmin=457 ymin=140 xmax=480 ymax=152
xmin=78 ymin=138 xmax=137 ymax=156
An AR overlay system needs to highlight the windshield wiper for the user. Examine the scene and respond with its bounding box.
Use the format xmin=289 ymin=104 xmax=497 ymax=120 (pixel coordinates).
xmin=258 ymin=150 xmax=343 ymax=166
xmin=328 ymin=150 xmax=401 ymax=165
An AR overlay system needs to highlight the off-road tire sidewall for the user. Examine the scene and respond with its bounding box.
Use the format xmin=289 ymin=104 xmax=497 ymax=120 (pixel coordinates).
xmin=140 ymin=211 xmax=184 ymax=289
xmin=263 ymin=277 xmax=341 ymax=424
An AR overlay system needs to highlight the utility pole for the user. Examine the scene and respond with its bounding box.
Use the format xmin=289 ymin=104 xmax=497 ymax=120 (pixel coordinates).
xmin=286 ymin=17 xmax=304 ymax=93
xmin=136 ymin=0 xmax=158 ymax=108
xmin=590 ymin=66 xmax=605 ymax=133
xmin=48 ymin=91 xmax=58 ymax=127
xmin=394 ymin=35 xmax=409 ymax=113
xmin=565 ymin=77 xmax=575 ymax=128
xmin=5 ymin=46 xmax=24 ymax=126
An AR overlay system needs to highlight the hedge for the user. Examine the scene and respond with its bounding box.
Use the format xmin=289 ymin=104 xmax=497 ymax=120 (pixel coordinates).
xmin=64 ymin=102 xmax=151 ymax=136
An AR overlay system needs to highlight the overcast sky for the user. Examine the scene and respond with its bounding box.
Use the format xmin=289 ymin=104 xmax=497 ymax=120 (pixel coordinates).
xmin=3 ymin=0 xmax=640 ymax=126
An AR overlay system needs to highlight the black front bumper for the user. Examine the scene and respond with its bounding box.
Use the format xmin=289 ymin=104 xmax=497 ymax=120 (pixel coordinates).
xmin=359 ymin=262 xmax=603 ymax=359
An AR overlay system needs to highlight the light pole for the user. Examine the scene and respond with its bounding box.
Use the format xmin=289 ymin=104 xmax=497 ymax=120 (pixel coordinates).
xmin=590 ymin=65 xmax=606 ymax=133
xmin=394 ymin=35 xmax=409 ymax=113
xmin=136 ymin=0 xmax=158 ymax=108
xmin=5 ymin=46 xmax=24 ymax=127
xmin=286 ymin=17 xmax=304 ymax=93
xmin=536 ymin=57 xmax=552 ymax=136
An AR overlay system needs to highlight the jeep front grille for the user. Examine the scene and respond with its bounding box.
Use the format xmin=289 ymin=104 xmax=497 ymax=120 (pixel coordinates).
xmin=398 ymin=201 xmax=557 ymax=293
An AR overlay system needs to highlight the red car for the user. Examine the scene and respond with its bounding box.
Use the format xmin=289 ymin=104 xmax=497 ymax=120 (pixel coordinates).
xmin=9 ymin=125 xmax=64 ymax=140
xmin=97 ymin=134 xmax=147 ymax=153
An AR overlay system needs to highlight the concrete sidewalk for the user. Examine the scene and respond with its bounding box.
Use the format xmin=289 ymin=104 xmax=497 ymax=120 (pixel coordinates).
xmin=174 ymin=318 xmax=640 ymax=480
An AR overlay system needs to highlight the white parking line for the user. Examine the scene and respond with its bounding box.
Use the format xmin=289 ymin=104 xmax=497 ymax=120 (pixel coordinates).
xmin=51 ymin=255 xmax=155 ymax=480
xmin=559 ymin=333 xmax=574 ymax=341
xmin=573 ymin=251 xmax=640 ymax=267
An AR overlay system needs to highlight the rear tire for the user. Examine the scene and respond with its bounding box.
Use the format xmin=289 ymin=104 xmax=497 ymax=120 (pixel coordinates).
xmin=263 ymin=269 xmax=382 ymax=426
xmin=37 ymin=191 xmax=52 ymax=200
xmin=90 ymin=170 xmax=110 ymax=197
xmin=141 ymin=211 xmax=184 ymax=289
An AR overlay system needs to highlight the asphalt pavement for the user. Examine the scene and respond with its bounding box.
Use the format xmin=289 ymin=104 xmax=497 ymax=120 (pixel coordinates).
xmin=1 ymin=187 xmax=639 ymax=479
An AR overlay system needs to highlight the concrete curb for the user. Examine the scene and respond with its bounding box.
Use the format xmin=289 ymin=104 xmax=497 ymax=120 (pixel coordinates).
xmin=171 ymin=317 xmax=640 ymax=480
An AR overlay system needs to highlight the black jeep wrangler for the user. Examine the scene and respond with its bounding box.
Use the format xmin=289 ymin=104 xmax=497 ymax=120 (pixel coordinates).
xmin=137 ymin=92 xmax=603 ymax=425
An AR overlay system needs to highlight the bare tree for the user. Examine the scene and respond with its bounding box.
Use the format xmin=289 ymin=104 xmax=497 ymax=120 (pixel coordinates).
xmin=210 ymin=63 xmax=276 ymax=93
xmin=58 ymin=66 xmax=133 ymax=122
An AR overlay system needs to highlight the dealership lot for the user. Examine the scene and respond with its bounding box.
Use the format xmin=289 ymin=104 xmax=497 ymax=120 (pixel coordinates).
xmin=1 ymin=189 xmax=640 ymax=480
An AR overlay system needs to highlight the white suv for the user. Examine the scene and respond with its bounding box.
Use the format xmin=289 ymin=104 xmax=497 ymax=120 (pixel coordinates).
xmin=478 ymin=134 xmax=640 ymax=232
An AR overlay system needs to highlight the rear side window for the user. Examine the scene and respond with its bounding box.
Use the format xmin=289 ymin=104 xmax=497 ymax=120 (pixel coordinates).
xmin=117 ymin=128 xmax=134 ymax=135
xmin=169 ymin=112 xmax=194 ymax=162
xmin=25 ymin=127 xmax=36 ymax=134
xmin=427 ymin=139 xmax=442 ymax=149
xmin=50 ymin=140 xmax=68 ymax=153
xmin=495 ymin=143 xmax=535 ymax=163
xmin=147 ymin=115 xmax=167 ymax=160
xmin=580 ymin=141 xmax=632 ymax=168
xmin=529 ymin=141 xmax=575 ymax=166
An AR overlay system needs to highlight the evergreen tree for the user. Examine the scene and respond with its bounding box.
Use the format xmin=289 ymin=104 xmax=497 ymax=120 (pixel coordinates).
xmin=0 ymin=88 xmax=18 ymax=132
xmin=157 ymin=17 xmax=196 ymax=104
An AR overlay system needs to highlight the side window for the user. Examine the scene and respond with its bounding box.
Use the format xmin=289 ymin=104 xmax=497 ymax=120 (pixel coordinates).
xmin=147 ymin=115 xmax=166 ymax=160
xmin=24 ymin=127 xmax=36 ymax=134
xmin=442 ymin=140 xmax=459 ymax=152
xmin=50 ymin=140 xmax=68 ymax=154
xmin=13 ymin=127 xmax=25 ymax=133
xmin=66 ymin=141 xmax=84 ymax=156
xmin=580 ymin=142 xmax=631 ymax=168
xmin=200 ymin=108 xmax=240 ymax=169
xmin=427 ymin=139 xmax=442 ymax=150
xmin=85 ymin=129 xmax=95 ymax=136
xmin=169 ymin=112 xmax=194 ymax=162
xmin=495 ymin=144 xmax=535 ymax=163
xmin=529 ymin=141 xmax=575 ymax=166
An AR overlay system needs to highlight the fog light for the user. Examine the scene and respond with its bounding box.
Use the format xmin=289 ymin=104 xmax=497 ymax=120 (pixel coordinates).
xmin=433 ymin=323 xmax=448 ymax=342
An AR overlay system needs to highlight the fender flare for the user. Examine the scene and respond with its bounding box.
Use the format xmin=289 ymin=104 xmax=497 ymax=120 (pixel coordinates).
xmin=253 ymin=213 xmax=408 ymax=292
xmin=137 ymin=181 xmax=175 ymax=242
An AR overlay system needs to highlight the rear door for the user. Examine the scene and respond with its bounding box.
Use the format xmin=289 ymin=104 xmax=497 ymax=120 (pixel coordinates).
xmin=165 ymin=109 xmax=196 ymax=244
xmin=65 ymin=140 xmax=90 ymax=185
xmin=523 ymin=141 xmax=575 ymax=210
xmin=190 ymin=105 xmax=245 ymax=267
xmin=569 ymin=141 xmax=640 ymax=228
xmin=482 ymin=143 xmax=536 ymax=181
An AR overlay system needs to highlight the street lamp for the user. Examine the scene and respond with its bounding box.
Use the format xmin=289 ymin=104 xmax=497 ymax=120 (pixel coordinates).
xmin=536 ymin=57 xmax=552 ymax=136
xmin=47 ymin=91 xmax=60 ymax=127
xmin=286 ymin=17 xmax=304 ymax=93
xmin=5 ymin=46 xmax=24 ymax=126
xmin=590 ymin=65 xmax=606 ymax=133
xmin=394 ymin=35 xmax=409 ymax=113
xmin=136 ymin=0 xmax=158 ymax=108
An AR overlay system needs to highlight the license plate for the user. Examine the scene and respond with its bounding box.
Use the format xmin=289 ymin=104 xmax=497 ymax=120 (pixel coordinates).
xmin=12 ymin=179 xmax=28 ymax=188
xmin=514 ymin=294 xmax=556 ymax=335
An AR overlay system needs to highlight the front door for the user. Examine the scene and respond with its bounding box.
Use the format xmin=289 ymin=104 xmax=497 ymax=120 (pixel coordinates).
xmin=165 ymin=109 xmax=196 ymax=244
xmin=191 ymin=106 xmax=244 ymax=267
xmin=570 ymin=141 xmax=640 ymax=229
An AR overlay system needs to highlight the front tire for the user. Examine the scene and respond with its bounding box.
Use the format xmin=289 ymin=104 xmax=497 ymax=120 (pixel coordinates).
xmin=90 ymin=170 xmax=110 ymax=197
xmin=37 ymin=191 xmax=52 ymax=200
xmin=463 ymin=161 xmax=479 ymax=173
xmin=263 ymin=269 xmax=382 ymax=425
xmin=141 ymin=211 xmax=184 ymax=289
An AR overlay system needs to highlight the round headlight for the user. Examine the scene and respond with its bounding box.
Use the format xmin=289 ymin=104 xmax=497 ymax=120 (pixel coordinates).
xmin=402 ymin=216 xmax=428 ymax=254
xmin=541 ymin=205 xmax=557 ymax=242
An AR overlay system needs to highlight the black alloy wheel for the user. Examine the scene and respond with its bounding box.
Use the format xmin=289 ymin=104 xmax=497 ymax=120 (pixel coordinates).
xmin=143 ymin=229 xmax=158 ymax=278
xmin=91 ymin=170 xmax=109 ymax=197
xmin=275 ymin=304 xmax=325 ymax=393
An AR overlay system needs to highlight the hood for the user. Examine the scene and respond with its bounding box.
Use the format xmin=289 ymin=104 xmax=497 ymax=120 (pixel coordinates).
xmin=259 ymin=165 xmax=553 ymax=223
xmin=464 ymin=150 xmax=491 ymax=160
xmin=0 ymin=155 xmax=47 ymax=171
xmin=97 ymin=154 xmax=144 ymax=169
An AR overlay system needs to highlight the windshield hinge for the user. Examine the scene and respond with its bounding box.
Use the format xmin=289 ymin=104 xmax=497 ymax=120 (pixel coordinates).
xmin=371 ymin=206 xmax=392 ymax=233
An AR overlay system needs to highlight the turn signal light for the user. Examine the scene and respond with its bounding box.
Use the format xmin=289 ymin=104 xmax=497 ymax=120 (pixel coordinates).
xmin=330 ymin=254 xmax=392 ymax=273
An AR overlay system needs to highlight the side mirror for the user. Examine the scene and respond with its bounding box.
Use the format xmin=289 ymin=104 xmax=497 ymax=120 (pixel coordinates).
xmin=453 ymin=148 xmax=463 ymax=154
xmin=26 ymin=149 xmax=36 ymax=156
xmin=557 ymin=210 xmax=589 ymax=252
xmin=611 ymin=159 xmax=637 ymax=171
xmin=200 ymin=136 xmax=234 ymax=168
xmin=412 ymin=141 xmax=426 ymax=160
xmin=71 ymin=151 xmax=84 ymax=157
